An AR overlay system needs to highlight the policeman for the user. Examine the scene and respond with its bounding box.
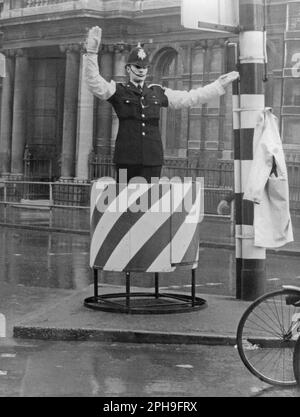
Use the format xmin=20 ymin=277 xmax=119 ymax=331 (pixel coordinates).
xmin=85 ymin=26 xmax=239 ymax=182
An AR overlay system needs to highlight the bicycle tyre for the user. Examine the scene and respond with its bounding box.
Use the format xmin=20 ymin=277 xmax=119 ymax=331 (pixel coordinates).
xmin=237 ymin=288 xmax=300 ymax=387
xmin=293 ymin=333 xmax=300 ymax=385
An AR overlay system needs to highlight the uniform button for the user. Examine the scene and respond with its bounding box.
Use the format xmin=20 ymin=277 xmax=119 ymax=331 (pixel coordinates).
xmin=141 ymin=97 xmax=145 ymax=100
xmin=142 ymin=123 xmax=145 ymax=127
xmin=142 ymin=132 xmax=146 ymax=136
xmin=142 ymin=114 xmax=145 ymax=118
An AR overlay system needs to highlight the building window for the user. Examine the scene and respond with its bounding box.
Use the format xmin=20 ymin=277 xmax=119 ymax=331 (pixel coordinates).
xmin=287 ymin=2 xmax=300 ymax=31
xmin=266 ymin=3 xmax=286 ymax=28
xmin=265 ymin=76 xmax=282 ymax=119
xmin=267 ymin=39 xmax=284 ymax=71
xmin=283 ymin=78 xmax=300 ymax=106
xmin=282 ymin=117 xmax=300 ymax=146
xmin=285 ymin=40 xmax=300 ymax=73
xmin=205 ymin=117 xmax=219 ymax=148
xmin=192 ymin=48 xmax=204 ymax=75
xmin=153 ymin=48 xmax=184 ymax=157
xmin=210 ymin=48 xmax=222 ymax=77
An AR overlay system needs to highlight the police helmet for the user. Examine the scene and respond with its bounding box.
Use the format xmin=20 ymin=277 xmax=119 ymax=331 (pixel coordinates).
xmin=126 ymin=43 xmax=150 ymax=68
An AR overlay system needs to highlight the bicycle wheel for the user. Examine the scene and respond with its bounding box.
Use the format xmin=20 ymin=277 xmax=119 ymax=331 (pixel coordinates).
xmin=293 ymin=333 xmax=300 ymax=385
xmin=237 ymin=288 xmax=300 ymax=386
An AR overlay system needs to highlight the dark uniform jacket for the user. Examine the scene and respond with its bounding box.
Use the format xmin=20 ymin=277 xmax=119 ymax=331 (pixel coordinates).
xmin=86 ymin=52 xmax=226 ymax=167
xmin=108 ymin=82 xmax=169 ymax=166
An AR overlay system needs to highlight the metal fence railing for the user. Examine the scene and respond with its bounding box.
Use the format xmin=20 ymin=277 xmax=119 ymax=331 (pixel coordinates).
xmin=287 ymin=163 xmax=300 ymax=213
xmin=88 ymin=155 xmax=300 ymax=215
xmin=8 ymin=154 xmax=300 ymax=216
xmin=161 ymin=159 xmax=234 ymax=189
xmin=2 ymin=153 xmax=300 ymax=234
xmin=89 ymin=156 xmax=234 ymax=186
xmin=89 ymin=156 xmax=234 ymax=210
xmin=0 ymin=181 xmax=90 ymax=233
xmin=0 ymin=180 xmax=234 ymax=234
xmin=88 ymin=155 xmax=116 ymax=180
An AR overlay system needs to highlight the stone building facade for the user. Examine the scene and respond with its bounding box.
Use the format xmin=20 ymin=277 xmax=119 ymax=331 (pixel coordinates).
xmin=0 ymin=0 xmax=298 ymax=182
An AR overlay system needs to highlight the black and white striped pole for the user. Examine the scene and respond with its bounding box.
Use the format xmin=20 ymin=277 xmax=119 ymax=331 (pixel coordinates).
xmin=233 ymin=0 xmax=267 ymax=300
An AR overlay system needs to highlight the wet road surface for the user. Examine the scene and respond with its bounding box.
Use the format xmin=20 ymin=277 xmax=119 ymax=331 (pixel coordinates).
xmin=0 ymin=340 xmax=299 ymax=397
xmin=0 ymin=217 xmax=300 ymax=398
xmin=1 ymin=226 xmax=300 ymax=295
xmin=0 ymin=223 xmax=300 ymax=335
xmin=1 ymin=226 xmax=300 ymax=337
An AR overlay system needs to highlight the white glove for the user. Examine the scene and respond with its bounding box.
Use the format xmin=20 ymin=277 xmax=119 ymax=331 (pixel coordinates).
xmin=86 ymin=26 xmax=102 ymax=54
xmin=218 ymin=71 xmax=239 ymax=88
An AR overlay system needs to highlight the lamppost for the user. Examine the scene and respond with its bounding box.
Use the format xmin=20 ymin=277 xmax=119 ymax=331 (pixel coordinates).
xmin=233 ymin=0 xmax=267 ymax=300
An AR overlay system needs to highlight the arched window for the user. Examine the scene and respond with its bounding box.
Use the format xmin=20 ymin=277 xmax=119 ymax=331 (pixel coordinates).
xmin=152 ymin=48 xmax=185 ymax=157
xmin=151 ymin=44 xmax=224 ymax=158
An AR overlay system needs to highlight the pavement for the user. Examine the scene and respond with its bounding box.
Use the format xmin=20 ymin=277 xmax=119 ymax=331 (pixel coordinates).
xmin=4 ymin=215 xmax=300 ymax=347
xmin=12 ymin=283 xmax=250 ymax=346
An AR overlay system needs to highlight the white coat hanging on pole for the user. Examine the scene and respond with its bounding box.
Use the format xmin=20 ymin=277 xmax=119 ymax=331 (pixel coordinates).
xmin=244 ymin=109 xmax=294 ymax=249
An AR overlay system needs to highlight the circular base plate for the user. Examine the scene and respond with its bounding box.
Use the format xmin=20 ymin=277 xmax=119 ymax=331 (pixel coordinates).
xmin=84 ymin=292 xmax=207 ymax=314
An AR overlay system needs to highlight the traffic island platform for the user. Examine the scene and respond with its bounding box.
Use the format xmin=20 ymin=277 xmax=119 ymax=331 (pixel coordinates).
xmin=13 ymin=284 xmax=251 ymax=346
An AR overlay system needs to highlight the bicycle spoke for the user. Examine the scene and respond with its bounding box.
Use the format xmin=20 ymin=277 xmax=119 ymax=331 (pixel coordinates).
xmin=243 ymin=314 xmax=284 ymax=339
xmin=237 ymin=289 xmax=300 ymax=386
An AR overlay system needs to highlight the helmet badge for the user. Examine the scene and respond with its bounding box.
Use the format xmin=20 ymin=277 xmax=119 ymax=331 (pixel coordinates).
xmin=137 ymin=48 xmax=147 ymax=60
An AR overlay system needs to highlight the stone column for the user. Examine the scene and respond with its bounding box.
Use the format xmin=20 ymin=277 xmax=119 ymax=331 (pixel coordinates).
xmin=10 ymin=49 xmax=29 ymax=177
xmin=2 ymin=0 xmax=10 ymax=15
xmin=179 ymin=44 xmax=194 ymax=158
xmin=200 ymin=41 xmax=209 ymax=157
xmin=95 ymin=45 xmax=114 ymax=157
xmin=75 ymin=49 xmax=94 ymax=180
xmin=60 ymin=45 xmax=80 ymax=179
xmin=111 ymin=44 xmax=128 ymax=149
xmin=0 ymin=51 xmax=14 ymax=175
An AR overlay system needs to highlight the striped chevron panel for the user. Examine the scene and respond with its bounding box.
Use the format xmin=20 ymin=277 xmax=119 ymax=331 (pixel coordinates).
xmin=90 ymin=179 xmax=204 ymax=273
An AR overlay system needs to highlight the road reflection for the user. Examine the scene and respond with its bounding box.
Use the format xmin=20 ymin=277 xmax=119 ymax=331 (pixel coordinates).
xmin=1 ymin=341 xmax=299 ymax=397
xmin=0 ymin=227 xmax=90 ymax=290
xmin=0 ymin=226 xmax=299 ymax=295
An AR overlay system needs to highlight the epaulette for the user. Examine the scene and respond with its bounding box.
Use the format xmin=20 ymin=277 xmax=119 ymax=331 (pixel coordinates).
xmin=120 ymin=82 xmax=133 ymax=88
xmin=148 ymin=83 xmax=166 ymax=90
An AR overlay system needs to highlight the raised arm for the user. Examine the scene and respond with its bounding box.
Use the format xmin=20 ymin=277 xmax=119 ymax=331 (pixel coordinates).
xmin=165 ymin=71 xmax=239 ymax=109
xmin=85 ymin=26 xmax=116 ymax=100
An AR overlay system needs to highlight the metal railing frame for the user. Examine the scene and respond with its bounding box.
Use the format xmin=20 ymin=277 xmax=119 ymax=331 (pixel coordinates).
xmin=0 ymin=180 xmax=235 ymax=234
